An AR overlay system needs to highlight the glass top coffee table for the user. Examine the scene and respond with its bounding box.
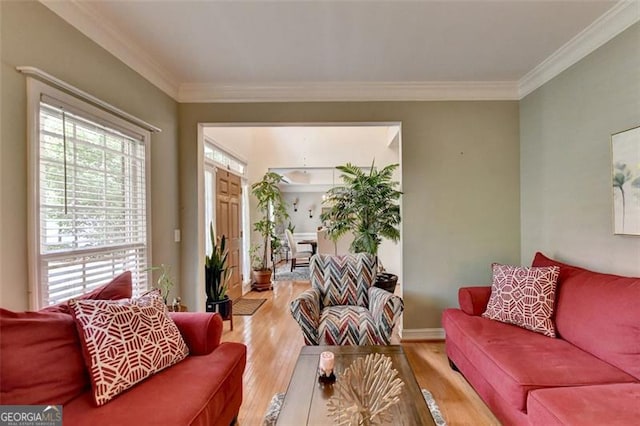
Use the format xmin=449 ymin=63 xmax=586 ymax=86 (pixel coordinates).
xmin=277 ymin=345 xmax=435 ymax=425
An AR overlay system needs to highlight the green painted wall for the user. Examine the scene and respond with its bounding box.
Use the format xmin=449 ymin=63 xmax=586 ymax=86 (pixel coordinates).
xmin=178 ymin=101 xmax=521 ymax=329
xmin=0 ymin=1 xmax=180 ymax=309
xmin=1 ymin=1 xmax=523 ymax=330
xmin=520 ymin=23 xmax=640 ymax=275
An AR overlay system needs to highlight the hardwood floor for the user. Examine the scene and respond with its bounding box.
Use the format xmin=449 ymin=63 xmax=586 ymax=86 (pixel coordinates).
xmin=221 ymin=281 xmax=499 ymax=426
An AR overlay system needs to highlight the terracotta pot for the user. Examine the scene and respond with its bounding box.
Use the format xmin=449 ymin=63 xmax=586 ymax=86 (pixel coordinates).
xmin=252 ymin=269 xmax=273 ymax=291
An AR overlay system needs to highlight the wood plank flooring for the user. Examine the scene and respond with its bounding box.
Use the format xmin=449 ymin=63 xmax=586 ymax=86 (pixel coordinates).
xmin=221 ymin=281 xmax=500 ymax=426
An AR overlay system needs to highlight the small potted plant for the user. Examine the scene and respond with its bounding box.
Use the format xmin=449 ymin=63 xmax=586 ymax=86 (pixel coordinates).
xmin=148 ymin=264 xmax=174 ymax=305
xmin=249 ymin=243 xmax=270 ymax=288
xmin=250 ymin=172 xmax=289 ymax=290
xmin=205 ymin=222 xmax=232 ymax=317
xmin=321 ymin=161 xmax=402 ymax=292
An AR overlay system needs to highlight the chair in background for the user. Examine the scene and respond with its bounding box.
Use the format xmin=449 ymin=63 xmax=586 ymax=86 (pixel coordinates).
xmin=290 ymin=253 xmax=404 ymax=345
xmin=316 ymin=228 xmax=355 ymax=255
xmin=316 ymin=228 xmax=335 ymax=255
xmin=285 ymin=229 xmax=312 ymax=272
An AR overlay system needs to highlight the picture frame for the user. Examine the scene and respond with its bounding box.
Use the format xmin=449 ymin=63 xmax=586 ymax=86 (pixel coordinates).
xmin=611 ymin=126 xmax=640 ymax=235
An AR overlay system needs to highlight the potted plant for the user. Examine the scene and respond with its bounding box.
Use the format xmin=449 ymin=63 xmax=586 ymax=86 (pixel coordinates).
xmin=147 ymin=264 xmax=174 ymax=305
xmin=205 ymin=222 xmax=232 ymax=317
xmin=250 ymin=171 xmax=289 ymax=290
xmin=320 ymin=161 xmax=402 ymax=292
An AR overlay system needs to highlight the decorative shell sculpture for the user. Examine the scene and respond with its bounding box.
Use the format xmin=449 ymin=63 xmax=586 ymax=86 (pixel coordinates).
xmin=327 ymin=353 xmax=404 ymax=425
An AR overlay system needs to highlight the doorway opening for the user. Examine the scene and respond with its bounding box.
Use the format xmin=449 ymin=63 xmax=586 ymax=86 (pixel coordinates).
xmin=197 ymin=123 xmax=402 ymax=311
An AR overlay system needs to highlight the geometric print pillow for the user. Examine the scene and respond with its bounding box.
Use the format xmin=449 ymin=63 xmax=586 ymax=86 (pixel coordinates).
xmin=68 ymin=290 xmax=189 ymax=406
xmin=482 ymin=264 xmax=560 ymax=338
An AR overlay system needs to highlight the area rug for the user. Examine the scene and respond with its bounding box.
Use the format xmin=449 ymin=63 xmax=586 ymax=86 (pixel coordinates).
xmin=274 ymin=262 xmax=310 ymax=282
xmin=232 ymin=298 xmax=266 ymax=316
xmin=262 ymin=388 xmax=447 ymax=425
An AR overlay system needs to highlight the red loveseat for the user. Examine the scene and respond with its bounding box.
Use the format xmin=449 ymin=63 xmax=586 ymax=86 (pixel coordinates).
xmin=1 ymin=309 xmax=246 ymax=426
xmin=442 ymin=252 xmax=640 ymax=425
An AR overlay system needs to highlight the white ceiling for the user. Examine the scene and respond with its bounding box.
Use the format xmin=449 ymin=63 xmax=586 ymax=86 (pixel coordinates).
xmin=42 ymin=1 xmax=639 ymax=101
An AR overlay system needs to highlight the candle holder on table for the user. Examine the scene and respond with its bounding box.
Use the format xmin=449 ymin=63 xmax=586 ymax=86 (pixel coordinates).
xmin=318 ymin=351 xmax=336 ymax=384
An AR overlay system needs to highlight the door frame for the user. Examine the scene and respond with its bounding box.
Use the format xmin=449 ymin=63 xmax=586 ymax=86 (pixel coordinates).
xmin=200 ymin=136 xmax=250 ymax=311
xmin=195 ymin=122 xmax=403 ymax=314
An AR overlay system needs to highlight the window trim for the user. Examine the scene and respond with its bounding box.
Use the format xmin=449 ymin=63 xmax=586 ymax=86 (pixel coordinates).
xmin=203 ymin=137 xmax=247 ymax=177
xmin=26 ymin=78 xmax=152 ymax=309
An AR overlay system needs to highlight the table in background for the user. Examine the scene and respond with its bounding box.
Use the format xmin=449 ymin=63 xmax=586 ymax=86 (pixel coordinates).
xmin=277 ymin=345 xmax=435 ymax=426
xmin=298 ymin=239 xmax=317 ymax=255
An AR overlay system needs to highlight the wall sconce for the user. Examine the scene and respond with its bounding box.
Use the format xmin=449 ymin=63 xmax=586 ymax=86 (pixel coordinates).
xmin=308 ymin=205 xmax=314 ymax=218
xmin=292 ymin=198 xmax=298 ymax=212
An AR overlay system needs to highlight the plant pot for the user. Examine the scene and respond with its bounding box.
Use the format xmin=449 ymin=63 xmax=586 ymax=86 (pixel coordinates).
xmin=252 ymin=269 xmax=273 ymax=291
xmin=375 ymin=272 xmax=398 ymax=293
xmin=206 ymin=296 xmax=232 ymax=319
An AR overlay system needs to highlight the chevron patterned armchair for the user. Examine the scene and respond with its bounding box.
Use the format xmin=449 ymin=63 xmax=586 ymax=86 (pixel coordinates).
xmin=290 ymin=253 xmax=404 ymax=345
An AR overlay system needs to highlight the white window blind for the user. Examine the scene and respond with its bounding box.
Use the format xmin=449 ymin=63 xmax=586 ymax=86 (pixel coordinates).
xmin=36 ymin=98 xmax=149 ymax=306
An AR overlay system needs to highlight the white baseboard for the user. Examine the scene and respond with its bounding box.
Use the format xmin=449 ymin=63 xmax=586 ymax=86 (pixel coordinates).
xmin=401 ymin=328 xmax=445 ymax=341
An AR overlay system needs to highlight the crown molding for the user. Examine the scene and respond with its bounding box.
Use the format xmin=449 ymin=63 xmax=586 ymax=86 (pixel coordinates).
xmin=178 ymin=81 xmax=519 ymax=103
xmin=518 ymin=0 xmax=640 ymax=98
xmin=40 ymin=0 xmax=180 ymax=99
xmin=40 ymin=0 xmax=638 ymax=103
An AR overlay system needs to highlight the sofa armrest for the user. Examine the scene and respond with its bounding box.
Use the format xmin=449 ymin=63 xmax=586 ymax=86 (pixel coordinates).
xmin=290 ymin=288 xmax=321 ymax=345
xmin=169 ymin=312 xmax=222 ymax=356
xmin=368 ymin=287 xmax=404 ymax=345
xmin=458 ymin=286 xmax=492 ymax=316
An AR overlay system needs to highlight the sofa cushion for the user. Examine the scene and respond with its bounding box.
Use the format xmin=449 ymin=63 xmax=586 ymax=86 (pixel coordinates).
xmin=63 ymin=342 xmax=246 ymax=426
xmin=532 ymin=252 xmax=640 ymax=380
xmin=69 ymin=291 xmax=189 ymax=406
xmin=0 ymin=309 xmax=88 ymax=405
xmin=528 ymin=383 xmax=640 ymax=425
xmin=482 ymin=264 xmax=559 ymax=337
xmin=41 ymin=271 xmax=133 ymax=314
xmin=443 ymin=308 xmax=637 ymax=412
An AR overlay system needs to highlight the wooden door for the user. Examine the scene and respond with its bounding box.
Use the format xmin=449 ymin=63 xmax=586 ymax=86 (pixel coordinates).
xmin=216 ymin=168 xmax=243 ymax=300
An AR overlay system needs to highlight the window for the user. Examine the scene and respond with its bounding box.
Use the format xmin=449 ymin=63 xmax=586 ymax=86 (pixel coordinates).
xmin=204 ymin=142 xmax=246 ymax=176
xmin=29 ymin=81 xmax=151 ymax=308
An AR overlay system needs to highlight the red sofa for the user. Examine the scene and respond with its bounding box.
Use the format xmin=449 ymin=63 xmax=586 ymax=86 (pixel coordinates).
xmin=442 ymin=252 xmax=640 ymax=425
xmin=1 ymin=309 xmax=246 ymax=426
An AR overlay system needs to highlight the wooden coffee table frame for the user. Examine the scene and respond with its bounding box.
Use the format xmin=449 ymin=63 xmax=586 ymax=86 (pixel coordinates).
xmin=277 ymin=345 xmax=435 ymax=425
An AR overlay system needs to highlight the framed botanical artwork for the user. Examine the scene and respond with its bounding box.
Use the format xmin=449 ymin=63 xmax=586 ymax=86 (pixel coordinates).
xmin=611 ymin=126 xmax=640 ymax=235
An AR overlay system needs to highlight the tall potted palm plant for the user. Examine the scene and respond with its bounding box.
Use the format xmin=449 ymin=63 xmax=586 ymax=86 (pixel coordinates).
xmin=250 ymin=171 xmax=289 ymax=290
xmin=205 ymin=222 xmax=232 ymax=317
xmin=320 ymin=161 xmax=401 ymax=292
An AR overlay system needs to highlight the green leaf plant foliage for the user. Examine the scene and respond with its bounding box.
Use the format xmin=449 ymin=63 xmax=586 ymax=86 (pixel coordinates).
xmin=251 ymin=172 xmax=289 ymax=271
xmin=320 ymin=161 xmax=402 ymax=262
xmin=147 ymin=264 xmax=174 ymax=304
xmin=205 ymin=222 xmax=231 ymax=302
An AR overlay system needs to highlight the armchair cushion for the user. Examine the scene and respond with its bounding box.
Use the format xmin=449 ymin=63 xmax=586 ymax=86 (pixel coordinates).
xmin=311 ymin=254 xmax=375 ymax=307
xmin=290 ymin=288 xmax=321 ymax=345
xmin=318 ymin=306 xmax=379 ymax=345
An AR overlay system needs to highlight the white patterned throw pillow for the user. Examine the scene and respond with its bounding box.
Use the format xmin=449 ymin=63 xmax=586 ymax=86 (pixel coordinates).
xmin=482 ymin=264 xmax=560 ymax=337
xmin=69 ymin=290 xmax=189 ymax=406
